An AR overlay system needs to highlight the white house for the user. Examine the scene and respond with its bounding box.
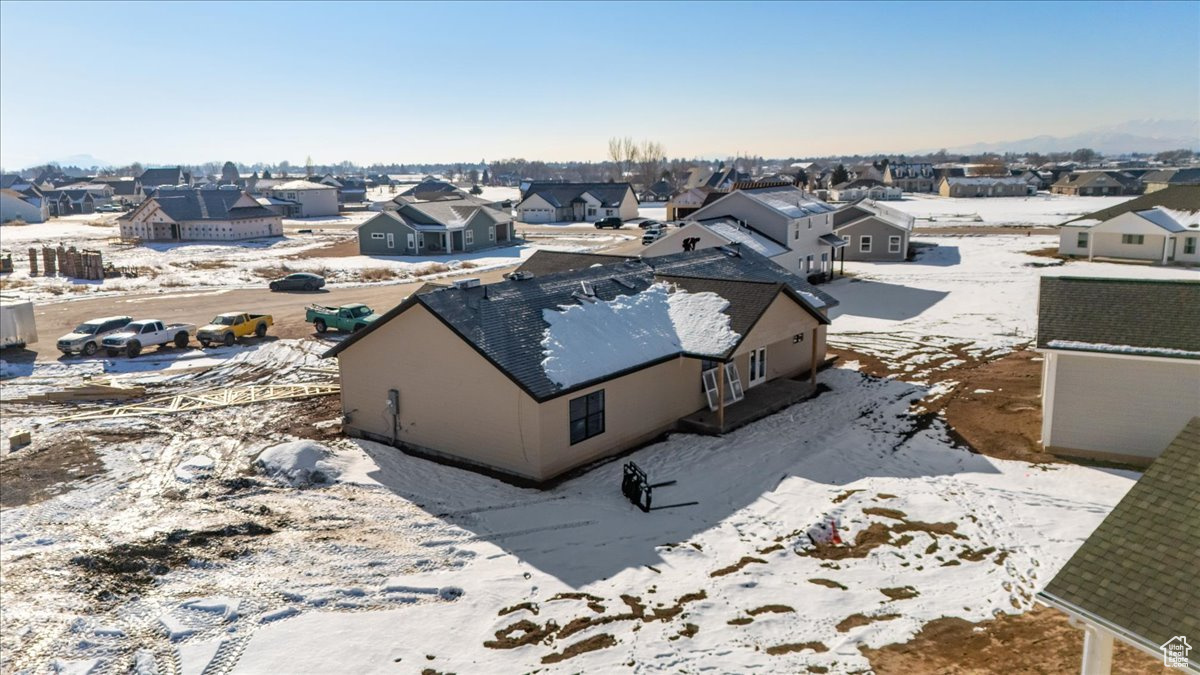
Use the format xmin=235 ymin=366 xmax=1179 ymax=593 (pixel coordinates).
xmin=118 ymin=187 xmax=283 ymax=241
xmin=0 ymin=188 xmax=48 ymax=223
xmin=515 ymin=182 xmax=638 ymax=223
xmin=263 ymin=180 xmax=339 ymax=218
xmin=1036 ymin=276 xmax=1200 ymax=467
xmin=1058 ymin=206 xmax=1200 ymax=265
xmin=649 ymin=185 xmax=843 ymax=278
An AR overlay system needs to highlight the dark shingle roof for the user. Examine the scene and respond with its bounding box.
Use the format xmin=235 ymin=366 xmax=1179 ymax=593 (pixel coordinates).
xmin=1162 ymin=168 xmax=1200 ymax=185
xmin=1037 ymin=277 xmax=1200 ymax=359
xmin=515 ymin=250 xmax=635 ymax=277
xmin=121 ymin=189 xmax=277 ymax=222
xmin=519 ymin=182 xmax=634 ymax=209
xmin=1063 ymin=185 xmax=1200 ymax=224
xmin=139 ymin=167 xmax=185 ymax=187
xmin=326 ymin=248 xmax=835 ymax=400
xmin=1039 ymin=417 xmax=1200 ymax=667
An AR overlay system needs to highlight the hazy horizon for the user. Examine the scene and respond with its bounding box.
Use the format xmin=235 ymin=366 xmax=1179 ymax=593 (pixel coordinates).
xmin=2 ymin=1 xmax=1198 ymax=169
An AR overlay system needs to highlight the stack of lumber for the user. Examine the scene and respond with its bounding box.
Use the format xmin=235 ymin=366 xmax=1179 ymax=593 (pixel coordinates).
xmin=10 ymin=383 xmax=146 ymax=403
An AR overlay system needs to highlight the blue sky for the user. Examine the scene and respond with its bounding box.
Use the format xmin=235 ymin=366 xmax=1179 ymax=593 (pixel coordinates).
xmin=1 ymin=1 xmax=1197 ymax=168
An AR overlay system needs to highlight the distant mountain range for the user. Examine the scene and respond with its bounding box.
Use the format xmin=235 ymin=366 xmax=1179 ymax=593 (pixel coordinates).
xmin=941 ymin=119 xmax=1200 ymax=155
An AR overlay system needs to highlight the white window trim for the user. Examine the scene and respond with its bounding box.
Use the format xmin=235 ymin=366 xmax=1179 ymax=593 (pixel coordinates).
xmin=465 ymin=229 xmax=474 ymax=245
xmin=860 ymin=235 xmax=872 ymax=252
xmin=370 ymin=232 xmax=385 ymax=240
xmin=888 ymin=235 xmax=901 ymax=253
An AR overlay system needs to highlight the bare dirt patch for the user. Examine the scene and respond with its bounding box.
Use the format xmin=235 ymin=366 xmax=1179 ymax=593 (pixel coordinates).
xmin=862 ymin=605 xmax=1172 ymax=674
xmin=710 ymin=556 xmax=767 ymax=577
xmin=747 ymin=605 xmax=794 ymax=616
xmin=765 ymin=641 xmax=828 ymax=656
xmin=837 ymin=612 xmax=900 ymax=632
xmin=880 ymin=586 xmax=920 ymax=601
xmin=801 ymin=516 xmax=965 ymax=561
xmin=541 ymin=634 xmax=617 ymax=664
xmin=288 ymin=237 xmax=359 ymax=260
xmin=808 ymin=578 xmax=847 ymax=590
xmin=0 ymin=435 xmax=103 ymax=508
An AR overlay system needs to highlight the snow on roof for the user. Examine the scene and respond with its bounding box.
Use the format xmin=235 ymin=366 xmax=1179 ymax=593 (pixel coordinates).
xmin=540 ymin=282 xmax=739 ymax=388
xmin=1135 ymin=207 xmax=1200 ymax=233
xmin=1046 ymin=340 xmax=1200 ymax=359
xmin=269 ymin=180 xmax=336 ymax=191
xmin=741 ymin=186 xmax=835 ymax=218
xmin=702 ymin=218 xmax=788 ymax=258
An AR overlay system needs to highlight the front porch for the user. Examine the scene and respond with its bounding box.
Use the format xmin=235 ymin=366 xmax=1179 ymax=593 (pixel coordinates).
xmin=678 ymin=376 xmax=819 ymax=435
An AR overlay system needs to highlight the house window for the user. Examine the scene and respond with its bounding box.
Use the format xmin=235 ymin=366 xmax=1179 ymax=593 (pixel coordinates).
xmin=606 ymin=209 xmax=614 ymax=216
xmin=407 ymin=233 xmax=415 ymax=249
xmin=794 ymin=227 xmax=799 ymax=240
xmin=370 ymin=232 xmax=385 ymax=240
xmin=860 ymin=235 xmax=872 ymax=252
xmin=889 ymin=235 xmax=901 ymax=253
xmin=587 ymin=207 xmax=596 ymax=217
xmin=569 ymin=390 xmax=605 ymax=444
xmin=820 ymin=252 xmax=829 ymax=271
xmin=1077 ymin=232 xmax=1088 ymax=248
xmin=1121 ymin=234 xmax=1144 ymax=245
xmin=805 ymin=254 xmax=814 ymax=272
xmin=465 ymin=229 xmax=474 ymax=245
xmin=1186 ymin=237 xmax=1197 ymax=255
xmin=808 ymin=219 xmax=812 ymax=229
xmin=489 ymin=227 xmax=495 ymax=241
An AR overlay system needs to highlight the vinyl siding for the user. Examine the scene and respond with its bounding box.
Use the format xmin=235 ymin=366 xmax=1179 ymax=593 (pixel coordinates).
xmin=838 ymin=217 xmax=908 ymax=261
xmin=1044 ymin=352 xmax=1200 ymax=463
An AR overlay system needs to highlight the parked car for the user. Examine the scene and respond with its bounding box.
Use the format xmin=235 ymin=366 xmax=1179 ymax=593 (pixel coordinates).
xmin=642 ymin=227 xmax=665 ymax=245
xmin=639 ymin=220 xmax=662 ymax=230
xmin=269 ymin=272 xmax=326 ymax=292
xmin=594 ymin=217 xmax=624 ymax=229
xmin=0 ymin=299 xmax=38 ymax=350
xmin=197 ymin=312 xmax=273 ymax=347
xmin=101 ymin=320 xmax=196 ymax=358
xmin=57 ymin=315 xmax=133 ymax=356
xmin=305 ymin=303 xmax=378 ymax=333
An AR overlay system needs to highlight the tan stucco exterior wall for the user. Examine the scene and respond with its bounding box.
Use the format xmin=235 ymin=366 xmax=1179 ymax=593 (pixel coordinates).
xmin=730 ymin=294 xmax=825 ymax=385
xmin=337 ymin=304 xmax=544 ymax=479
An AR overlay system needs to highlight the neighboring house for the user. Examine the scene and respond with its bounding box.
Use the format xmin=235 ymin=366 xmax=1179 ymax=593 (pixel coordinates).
xmin=1050 ymin=171 xmax=1137 ymax=196
xmin=355 ymin=195 xmax=513 ymax=255
xmin=642 ymin=218 xmax=789 ymax=262
xmin=139 ymin=166 xmax=192 ymax=190
xmin=683 ymin=165 xmax=749 ymax=191
xmin=1013 ymin=169 xmax=1046 ymax=191
xmin=59 ymin=182 xmax=115 ymax=205
xmin=1037 ymin=417 xmax=1200 ymax=674
xmin=828 ymin=179 xmax=902 ymax=202
xmin=323 ymin=247 xmax=838 ymax=484
xmin=666 ymin=187 xmax=712 ymax=221
xmin=117 ymin=187 xmax=283 ymax=241
xmin=1061 ymin=185 xmax=1200 ymax=226
xmin=1143 ymin=167 xmax=1200 ymax=193
xmin=638 ymin=179 xmax=674 ymax=202
xmin=45 ymin=189 xmax=97 ymax=214
xmin=398 ymin=178 xmax=465 ymax=202
xmin=1058 ymin=206 xmax=1200 ymax=265
xmin=847 ymin=163 xmax=884 ymax=182
xmin=882 ymin=162 xmax=936 ymax=192
xmin=515 ymin=182 xmax=638 ymax=223
xmin=94 ymin=177 xmax=145 ymax=205
xmin=832 ymin=199 xmax=913 ymax=262
xmin=666 ymin=184 xmax=844 ymax=278
xmin=263 ymin=180 xmax=339 ymax=217
xmin=938 ymin=176 xmax=1033 ymax=197
xmin=0 ymin=188 xmax=48 ymax=223
xmin=314 ymin=174 xmax=367 ymax=205
xmin=1035 ymin=276 xmax=1200 ymax=466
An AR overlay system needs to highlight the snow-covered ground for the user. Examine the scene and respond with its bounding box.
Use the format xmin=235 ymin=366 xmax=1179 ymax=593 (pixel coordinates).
xmin=2 ymin=227 xmax=1193 ymax=673
xmin=0 ymin=211 xmax=623 ymax=302
xmin=828 ymin=234 xmax=1199 ymax=374
xmin=888 ymin=192 xmax=1134 ymax=227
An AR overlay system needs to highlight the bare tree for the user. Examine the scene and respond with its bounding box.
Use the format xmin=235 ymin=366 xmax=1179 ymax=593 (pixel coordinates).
xmin=636 ymin=140 xmax=665 ymax=186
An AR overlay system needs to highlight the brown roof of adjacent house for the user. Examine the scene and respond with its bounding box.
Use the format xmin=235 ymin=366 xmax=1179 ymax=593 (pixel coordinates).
xmin=1037 ymin=277 xmax=1200 ymax=359
xmin=1039 ymin=417 xmax=1200 ymax=668
xmin=1063 ymin=185 xmax=1200 ymax=224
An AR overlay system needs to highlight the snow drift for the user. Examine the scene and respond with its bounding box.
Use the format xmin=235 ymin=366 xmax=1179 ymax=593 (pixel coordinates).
xmin=255 ymin=441 xmax=343 ymax=487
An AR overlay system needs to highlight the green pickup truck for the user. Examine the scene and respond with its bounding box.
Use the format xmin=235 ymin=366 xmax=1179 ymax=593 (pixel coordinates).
xmin=305 ymin=303 xmax=379 ymax=333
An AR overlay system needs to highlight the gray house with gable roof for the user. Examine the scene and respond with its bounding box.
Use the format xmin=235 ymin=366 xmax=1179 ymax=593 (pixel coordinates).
xmin=516 ymin=182 xmax=638 ymax=223
xmin=357 ymin=194 xmax=514 ymax=255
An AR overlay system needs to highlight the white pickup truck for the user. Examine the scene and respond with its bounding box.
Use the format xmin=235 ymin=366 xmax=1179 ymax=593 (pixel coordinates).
xmin=101 ymin=319 xmax=196 ymax=358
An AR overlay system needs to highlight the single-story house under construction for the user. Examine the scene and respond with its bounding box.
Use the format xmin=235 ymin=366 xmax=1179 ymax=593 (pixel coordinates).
xmin=118 ymin=187 xmax=283 ymax=241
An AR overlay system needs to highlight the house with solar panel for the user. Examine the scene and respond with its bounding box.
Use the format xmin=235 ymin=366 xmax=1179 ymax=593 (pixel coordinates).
xmin=324 ymin=247 xmax=837 ymax=484
xmin=515 ymin=182 xmax=638 ymax=224
xmin=643 ymin=184 xmax=846 ymax=280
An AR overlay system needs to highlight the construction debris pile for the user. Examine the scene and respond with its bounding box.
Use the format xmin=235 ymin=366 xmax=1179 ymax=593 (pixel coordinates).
xmin=25 ymin=245 xmax=137 ymax=279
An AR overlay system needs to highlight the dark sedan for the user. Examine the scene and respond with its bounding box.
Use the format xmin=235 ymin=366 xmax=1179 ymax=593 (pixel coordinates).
xmin=269 ymin=272 xmax=326 ymax=292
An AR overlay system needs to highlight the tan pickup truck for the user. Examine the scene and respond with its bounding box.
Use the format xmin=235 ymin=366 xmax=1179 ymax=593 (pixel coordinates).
xmin=197 ymin=312 xmax=273 ymax=347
